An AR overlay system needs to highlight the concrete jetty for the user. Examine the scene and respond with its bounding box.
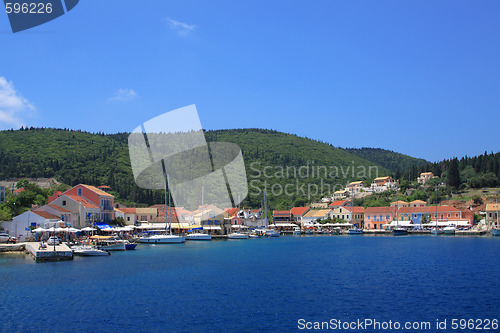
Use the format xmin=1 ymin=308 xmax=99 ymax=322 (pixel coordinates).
xmin=25 ymin=242 xmax=73 ymax=262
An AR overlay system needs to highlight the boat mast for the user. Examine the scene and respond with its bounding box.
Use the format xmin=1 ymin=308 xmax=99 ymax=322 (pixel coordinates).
xmin=396 ymin=182 xmax=399 ymax=228
xmin=201 ymin=186 xmax=204 ymax=232
xmin=264 ymin=190 xmax=268 ymax=227
xmin=435 ymin=185 xmax=438 ymax=228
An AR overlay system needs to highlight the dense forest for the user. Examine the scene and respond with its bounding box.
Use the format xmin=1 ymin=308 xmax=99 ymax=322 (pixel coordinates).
xmin=345 ymin=148 xmax=428 ymax=174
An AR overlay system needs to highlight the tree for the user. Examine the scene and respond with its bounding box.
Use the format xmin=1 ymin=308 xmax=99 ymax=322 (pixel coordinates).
xmin=447 ymin=159 xmax=461 ymax=190
xmin=472 ymin=195 xmax=483 ymax=206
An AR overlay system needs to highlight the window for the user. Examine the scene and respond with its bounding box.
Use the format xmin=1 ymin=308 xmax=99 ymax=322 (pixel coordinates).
xmin=127 ymin=217 xmax=130 ymax=221
xmin=62 ymin=200 xmax=66 ymax=206
xmin=455 ymin=213 xmax=459 ymax=217
xmin=77 ymin=188 xmax=82 ymax=196
xmin=447 ymin=213 xmax=451 ymax=217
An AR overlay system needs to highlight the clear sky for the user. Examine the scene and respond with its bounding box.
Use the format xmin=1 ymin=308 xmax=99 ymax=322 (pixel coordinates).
xmin=0 ymin=0 xmax=499 ymax=162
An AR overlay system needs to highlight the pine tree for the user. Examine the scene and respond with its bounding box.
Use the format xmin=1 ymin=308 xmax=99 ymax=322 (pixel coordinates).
xmin=447 ymin=158 xmax=461 ymax=189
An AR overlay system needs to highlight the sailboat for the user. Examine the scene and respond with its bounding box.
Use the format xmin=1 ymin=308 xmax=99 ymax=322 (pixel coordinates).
xmin=228 ymin=194 xmax=249 ymax=239
xmin=348 ymin=188 xmax=363 ymax=235
xmin=139 ymin=173 xmax=185 ymax=244
xmin=491 ymin=201 xmax=500 ymax=236
xmin=431 ymin=186 xmax=443 ymax=235
xmin=392 ymin=183 xmax=408 ymax=236
xmin=252 ymin=190 xmax=279 ymax=238
xmin=186 ymin=187 xmax=212 ymax=241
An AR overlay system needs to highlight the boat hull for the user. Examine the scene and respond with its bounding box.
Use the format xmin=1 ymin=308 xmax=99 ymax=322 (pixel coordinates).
xmin=491 ymin=229 xmax=500 ymax=236
xmin=98 ymin=243 xmax=126 ymax=251
xmin=186 ymin=234 xmax=212 ymax=241
xmin=139 ymin=235 xmax=186 ymax=244
xmin=227 ymin=233 xmax=249 ymax=239
xmin=125 ymin=243 xmax=137 ymax=250
xmin=431 ymin=229 xmax=444 ymax=235
xmin=72 ymin=246 xmax=110 ymax=256
xmin=348 ymin=229 xmax=363 ymax=235
xmin=392 ymin=229 xmax=408 ymax=236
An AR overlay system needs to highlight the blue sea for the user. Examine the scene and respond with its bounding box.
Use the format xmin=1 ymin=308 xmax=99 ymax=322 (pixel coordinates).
xmin=1 ymin=235 xmax=499 ymax=332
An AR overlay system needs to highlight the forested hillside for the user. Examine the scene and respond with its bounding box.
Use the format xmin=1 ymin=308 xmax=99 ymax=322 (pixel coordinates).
xmin=0 ymin=128 xmax=396 ymax=209
xmin=345 ymin=147 xmax=428 ymax=173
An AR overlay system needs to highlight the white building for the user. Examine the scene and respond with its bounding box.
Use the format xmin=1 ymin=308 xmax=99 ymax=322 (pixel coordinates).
xmin=3 ymin=211 xmax=62 ymax=241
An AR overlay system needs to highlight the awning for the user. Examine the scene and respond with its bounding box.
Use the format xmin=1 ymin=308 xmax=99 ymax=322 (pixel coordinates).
xmin=94 ymin=223 xmax=113 ymax=231
xmin=203 ymin=226 xmax=222 ymax=230
xmin=270 ymin=223 xmax=298 ymax=227
xmin=231 ymin=225 xmax=249 ymax=229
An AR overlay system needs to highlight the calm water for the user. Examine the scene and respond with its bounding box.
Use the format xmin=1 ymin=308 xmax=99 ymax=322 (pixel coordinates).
xmin=0 ymin=235 xmax=499 ymax=332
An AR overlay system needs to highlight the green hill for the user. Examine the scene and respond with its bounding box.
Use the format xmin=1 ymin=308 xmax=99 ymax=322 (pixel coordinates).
xmin=344 ymin=147 xmax=428 ymax=173
xmin=0 ymin=127 xmax=414 ymax=209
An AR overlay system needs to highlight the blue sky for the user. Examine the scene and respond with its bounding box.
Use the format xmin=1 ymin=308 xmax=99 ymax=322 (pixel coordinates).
xmin=0 ymin=0 xmax=499 ymax=162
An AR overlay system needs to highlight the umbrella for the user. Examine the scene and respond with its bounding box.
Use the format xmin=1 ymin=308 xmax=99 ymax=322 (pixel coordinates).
xmin=55 ymin=227 xmax=68 ymax=232
xmin=81 ymin=227 xmax=97 ymax=232
xmin=32 ymin=227 xmax=46 ymax=233
xmin=67 ymin=227 xmax=80 ymax=233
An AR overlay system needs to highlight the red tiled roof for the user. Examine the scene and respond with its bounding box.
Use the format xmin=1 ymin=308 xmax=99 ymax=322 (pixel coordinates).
xmin=273 ymin=210 xmax=290 ymax=216
xmin=98 ymin=185 xmax=111 ymax=189
xmin=13 ymin=188 xmax=25 ymax=194
xmin=290 ymin=207 xmax=310 ymax=216
xmin=225 ymin=208 xmax=239 ymax=217
xmin=119 ymin=207 xmax=137 ymax=214
xmin=46 ymin=204 xmax=71 ymax=213
xmin=365 ymin=207 xmax=395 ymax=214
xmin=81 ymin=184 xmax=113 ymax=197
xmin=33 ymin=211 xmax=60 ymax=219
xmin=329 ymin=200 xmax=348 ymax=207
xmin=64 ymin=195 xmax=100 ymax=209
xmin=343 ymin=206 xmax=365 ymax=213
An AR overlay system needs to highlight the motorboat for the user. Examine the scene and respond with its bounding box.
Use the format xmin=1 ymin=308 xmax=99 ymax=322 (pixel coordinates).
xmin=186 ymin=233 xmax=212 ymax=241
xmin=227 ymin=233 xmax=249 ymax=239
xmin=139 ymin=233 xmax=185 ymax=244
xmin=392 ymin=227 xmax=408 ymax=236
xmin=293 ymin=227 xmax=301 ymax=235
xmin=348 ymin=227 xmax=363 ymax=235
xmin=443 ymin=225 xmax=456 ymax=234
xmin=431 ymin=228 xmax=444 ymax=235
xmin=91 ymin=236 xmax=126 ymax=251
xmin=72 ymin=245 xmax=110 ymax=256
xmin=109 ymin=235 xmax=138 ymax=249
xmin=491 ymin=229 xmax=500 ymax=236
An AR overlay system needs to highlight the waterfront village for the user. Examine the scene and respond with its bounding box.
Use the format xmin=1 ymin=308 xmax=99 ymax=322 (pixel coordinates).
xmin=0 ymin=172 xmax=499 ymax=260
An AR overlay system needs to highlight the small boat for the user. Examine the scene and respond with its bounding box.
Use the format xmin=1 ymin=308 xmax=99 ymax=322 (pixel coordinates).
xmin=139 ymin=233 xmax=186 ymax=244
xmin=72 ymin=245 xmax=110 ymax=256
xmin=443 ymin=225 xmax=456 ymax=234
xmin=227 ymin=233 xmax=249 ymax=239
xmin=91 ymin=236 xmax=126 ymax=251
xmin=431 ymin=228 xmax=444 ymax=235
xmin=348 ymin=227 xmax=363 ymax=235
xmin=491 ymin=229 xmax=500 ymax=236
xmin=293 ymin=227 xmax=301 ymax=235
xmin=109 ymin=235 xmax=137 ymax=249
xmin=186 ymin=233 xmax=212 ymax=241
xmin=392 ymin=227 xmax=408 ymax=236
xmin=125 ymin=243 xmax=138 ymax=250
xmin=263 ymin=228 xmax=280 ymax=237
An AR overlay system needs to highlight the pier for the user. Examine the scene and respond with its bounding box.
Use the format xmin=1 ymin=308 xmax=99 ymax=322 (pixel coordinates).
xmin=25 ymin=242 xmax=73 ymax=262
